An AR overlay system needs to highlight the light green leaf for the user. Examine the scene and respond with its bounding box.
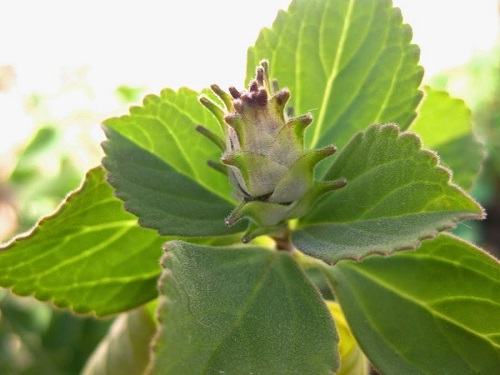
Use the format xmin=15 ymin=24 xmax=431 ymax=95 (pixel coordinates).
xmin=102 ymin=88 xmax=244 ymax=237
xmin=292 ymin=124 xmax=484 ymax=263
xmin=150 ymin=241 xmax=339 ymax=375
xmin=0 ymin=167 xmax=164 ymax=316
xmin=410 ymin=87 xmax=485 ymax=191
xmin=82 ymin=306 xmax=156 ymax=375
xmin=330 ymin=234 xmax=500 ymax=374
xmin=247 ymin=0 xmax=423 ymax=152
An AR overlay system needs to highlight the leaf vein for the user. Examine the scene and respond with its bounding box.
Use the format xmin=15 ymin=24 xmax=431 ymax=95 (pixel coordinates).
xmin=311 ymin=0 xmax=355 ymax=148
xmin=202 ymin=254 xmax=280 ymax=373
xmin=347 ymin=266 xmax=500 ymax=349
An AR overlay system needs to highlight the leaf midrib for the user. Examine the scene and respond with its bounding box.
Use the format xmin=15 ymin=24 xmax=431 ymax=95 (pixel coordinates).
xmin=311 ymin=0 xmax=355 ymax=148
xmin=131 ymin=113 xmax=197 ymax=182
xmin=3 ymin=221 xmax=138 ymax=274
xmin=372 ymin=30 xmax=406 ymax=122
xmin=201 ymin=254 xmax=280 ymax=374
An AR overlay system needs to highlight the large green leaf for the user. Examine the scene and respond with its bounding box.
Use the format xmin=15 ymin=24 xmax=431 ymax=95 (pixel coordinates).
xmin=410 ymin=87 xmax=485 ymax=191
xmin=292 ymin=124 xmax=484 ymax=263
xmin=102 ymin=88 xmax=244 ymax=237
xmin=82 ymin=306 xmax=156 ymax=375
xmin=0 ymin=167 xmax=164 ymax=316
xmin=330 ymin=234 xmax=500 ymax=374
xmin=150 ymin=241 xmax=339 ymax=375
xmin=247 ymin=0 xmax=423 ymax=152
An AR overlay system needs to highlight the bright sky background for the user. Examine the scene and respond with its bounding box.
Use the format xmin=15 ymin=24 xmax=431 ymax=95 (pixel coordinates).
xmin=2 ymin=0 xmax=498 ymax=91
xmin=0 ymin=0 xmax=498 ymax=162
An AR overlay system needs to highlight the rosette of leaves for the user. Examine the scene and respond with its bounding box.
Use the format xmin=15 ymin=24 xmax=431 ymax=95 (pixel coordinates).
xmin=1 ymin=0 xmax=498 ymax=374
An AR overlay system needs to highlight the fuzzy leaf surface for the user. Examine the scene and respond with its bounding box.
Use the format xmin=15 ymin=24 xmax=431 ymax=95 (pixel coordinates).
xmin=410 ymin=87 xmax=485 ymax=191
xmin=247 ymin=0 xmax=423 ymax=151
xmin=330 ymin=234 xmax=500 ymax=374
xmin=292 ymin=124 xmax=484 ymax=263
xmin=150 ymin=241 xmax=339 ymax=375
xmin=0 ymin=167 xmax=165 ymax=316
xmin=82 ymin=306 xmax=156 ymax=375
xmin=102 ymin=88 xmax=243 ymax=237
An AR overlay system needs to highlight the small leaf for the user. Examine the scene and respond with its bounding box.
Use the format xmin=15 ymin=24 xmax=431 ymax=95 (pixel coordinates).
xmin=330 ymin=234 xmax=500 ymax=374
xmin=82 ymin=306 xmax=156 ymax=375
xmin=102 ymin=88 xmax=244 ymax=237
xmin=0 ymin=167 xmax=165 ymax=316
xmin=410 ymin=87 xmax=485 ymax=191
xmin=150 ymin=241 xmax=339 ymax=375
xmin=292 ymin=124 xmax=484 ymax=263
xmin=247 ymin=0 xmax=423 ymax=152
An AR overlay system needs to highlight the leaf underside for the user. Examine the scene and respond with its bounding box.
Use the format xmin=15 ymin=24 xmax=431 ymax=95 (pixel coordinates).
xmin=331 ymin=234 xmax=500 ymax=374
xmin=292 ymin=124 xmax=484 ymax=263
xmin=150 ymin=241 xmax=339 ymax=375
xmin=102 ymin=88 xmax=245 ymax=237
xmin=0 ymin=167 xmax=165 ymax=316
xmin=247 ymin=0 xmax=423 ymax=154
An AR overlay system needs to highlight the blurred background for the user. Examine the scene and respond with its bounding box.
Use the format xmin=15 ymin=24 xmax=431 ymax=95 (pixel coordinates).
xmin=0 ymin=1 xmax=499 ymax=373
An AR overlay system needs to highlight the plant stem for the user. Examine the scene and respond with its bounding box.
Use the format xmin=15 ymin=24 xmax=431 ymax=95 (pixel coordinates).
xmin=272 ymin=226 xmax=294 ymax=252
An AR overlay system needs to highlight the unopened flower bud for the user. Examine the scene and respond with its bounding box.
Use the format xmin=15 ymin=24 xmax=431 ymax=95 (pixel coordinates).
xmin=198 ymin=60 xmax=346 ymax=242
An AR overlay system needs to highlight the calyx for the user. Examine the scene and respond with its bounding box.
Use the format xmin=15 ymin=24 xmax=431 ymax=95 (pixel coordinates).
xmin=198 ymin=60 xmax=346 ymax=243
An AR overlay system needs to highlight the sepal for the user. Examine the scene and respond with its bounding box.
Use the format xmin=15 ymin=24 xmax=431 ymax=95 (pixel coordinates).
xmin=199 ymin=95 xmax=226 ymax=131
xmin=195 ymin=125 xmax=225 ymax=151
xmin=221 ymin=152 xmax=288 ymax=197
xmin=241 ymin=222 xmax=288 ymax=244
xmin=269 ymin=146 xmax=337 ymax=203
xmin=225 ymin=179 xmax=347 ymax=230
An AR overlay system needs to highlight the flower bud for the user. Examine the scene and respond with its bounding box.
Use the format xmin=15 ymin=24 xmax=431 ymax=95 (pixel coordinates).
xmin=198 ymin=60 xmax=346 ymax=242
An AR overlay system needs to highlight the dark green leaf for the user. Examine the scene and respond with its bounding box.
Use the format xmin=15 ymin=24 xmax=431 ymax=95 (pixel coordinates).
xmin=331 ymin=234 xmax=500 ymax=374
xmin=150 ymin=241 xmax=339 ymax=375
xmin=292 ymin=124 xmax=484 ymax=263
xmin=247 ymin=0 xmax=423 ymax=152
xmin=102 ymin=88 xmax=244 ymax=237
xmin=0 ymin=167 xmax=165 ymax=316
xmin=410 ymin=87 xmax=485 ymax=191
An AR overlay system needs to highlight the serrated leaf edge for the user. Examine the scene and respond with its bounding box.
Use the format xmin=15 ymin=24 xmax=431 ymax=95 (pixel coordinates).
xmin=294 ymin=123 xmax=485 ymax=263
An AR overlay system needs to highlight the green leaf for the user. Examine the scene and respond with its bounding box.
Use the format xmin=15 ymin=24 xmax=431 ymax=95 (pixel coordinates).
xmin=102 ymin=88 xmax=244 ymax=237
xmin=247 ymin=0 xmax=423 ymax=151
xmin=410 ymin=87 xmax=485 ymax=191
xmin=0 ymin=167 xmax=165 ymax=316
xmin=150 ymin=241 xmax=339 ymax=375
xmin=82 ymin=306 xmax=156 ymax=375
xmin=292 ymin=124 xmax=484 ymax=263
xmin=330 ymin=234 xmax=500 ymax=374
